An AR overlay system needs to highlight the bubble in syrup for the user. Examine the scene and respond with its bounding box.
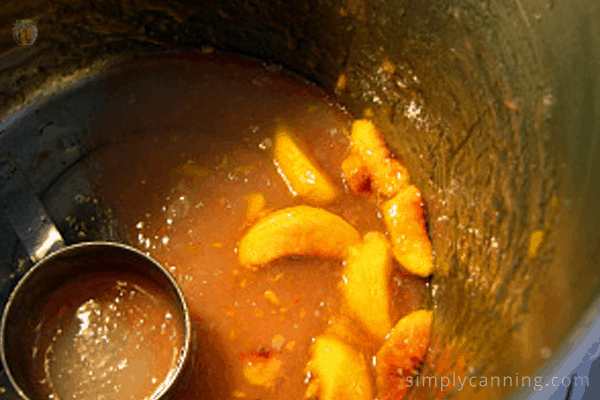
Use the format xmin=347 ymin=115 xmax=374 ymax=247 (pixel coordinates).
xmin=259 ymin=138 xmax=273 ymax=150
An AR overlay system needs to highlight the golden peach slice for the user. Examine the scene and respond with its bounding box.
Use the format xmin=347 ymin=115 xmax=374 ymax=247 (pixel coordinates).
xmin=305 ymin=336 xmax=372 ymax=400
xmin=428 ymin=339 xmax=468 ymax=400
xmin=341 ymin=153 xmax=371 ymax=194
xmin=245 ymin=192 xmax=267 ymax=222
xmin=342 ymin=231 xmax=394 ymax=341
xmin=241 ymin=354 xmax=282 ymax=389
xmin=273 ymin=128 xmax=339 ymax=204
xmin=322 ymin=313 xmax=379 ymax=350
xmin=347 ymin=119 xmax=410 ymax=197
xmin=238 ymin=206 xmax=360 ymax=266
xmin=375 ymin=309 xmax=433 ymax=400
xmin=381 ymin=185 xmax=433 ymax=277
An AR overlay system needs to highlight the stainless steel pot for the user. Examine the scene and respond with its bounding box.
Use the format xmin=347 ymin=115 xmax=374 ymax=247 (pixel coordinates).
xmin=1 ymin=1 xmax=599 ymax=399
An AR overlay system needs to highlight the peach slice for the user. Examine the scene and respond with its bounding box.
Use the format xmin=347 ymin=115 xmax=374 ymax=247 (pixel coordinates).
xmin=381 ymin=185 xmax=433 ymax=277
xmin=238 ymin=206 xmax=360 ymax=266
xmin=345 ymin=119 xmax=410 ymax=197
xmin=305 ymin=336 xmax=372 ymax=400
xmin=273 ymin=128 xmax=339 ymax=204
xmin=375 ymin=309 xmax=433 ymax=400
xmin=427 ymin=340 xmax=468 ymax=400
xmin=240 ymin=349 xmax=283 ymax=389
xmin=245 ymin=192 xmax=267 ymax=222
xmin=342 ymin=231 xmax=394 ymax=341
xmin=322 ymin=314 xmax=379 ymax=350
xmin=341 ymin=153 xmax=371 ymax=194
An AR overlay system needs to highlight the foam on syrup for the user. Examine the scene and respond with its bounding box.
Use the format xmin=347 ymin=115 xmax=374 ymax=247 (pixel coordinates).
xmin=32 ymin=274 xmax=184 ymax=400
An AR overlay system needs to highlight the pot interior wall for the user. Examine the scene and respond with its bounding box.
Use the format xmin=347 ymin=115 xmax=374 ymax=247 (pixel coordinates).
xmin=1 ymin=1 xmax=600 ymax=399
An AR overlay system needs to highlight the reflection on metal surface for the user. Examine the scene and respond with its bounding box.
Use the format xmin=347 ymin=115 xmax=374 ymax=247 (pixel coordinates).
xmin=1 ymin=242 xmax=192 ymax=400
xmin=0 ymin=155 xmax=65 ymax=263
xmin=31 ymin=225 xmax=63 ymax=263
xmin=2 ymin=186 xmax=66 ymax=263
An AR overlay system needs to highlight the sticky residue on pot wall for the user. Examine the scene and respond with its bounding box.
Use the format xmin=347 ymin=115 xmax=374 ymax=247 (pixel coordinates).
xmin=335 ymin=1 xmax=563 ymax=398
xmin=340 ymin=2 xmax=600 ymax=399
xmin=336 ymin=1 xmax=600 ymax=399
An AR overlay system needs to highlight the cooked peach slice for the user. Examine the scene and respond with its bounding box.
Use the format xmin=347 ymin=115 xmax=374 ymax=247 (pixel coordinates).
xmin=347 ymin=119 xmax=410 ymax=197
xmin=427 ymin=339 xmax=468 ymax=399
xmin=322 ymin=314 xmax=379 ymax=350
xmin=381 ymin=185 xmax=433 ymax=277
xmin=273 ymin=128 xmax=339 ymax=204
xmin=341 ymin=153 xmax=371 ymax=194
xmin=375 ymin=309 xmax=433 ymax=400
xmin=342 ymin=231 xmax=394 ymax=341
xmin=305 ymin=336 xmax=372 ymax=400
xmin=238 ymin=206 xmax=360 ymax=266
xmin=240 ymin=349 xmax=283 ymax=389
xmin=245 ymin=192 xmax=267 ymax=222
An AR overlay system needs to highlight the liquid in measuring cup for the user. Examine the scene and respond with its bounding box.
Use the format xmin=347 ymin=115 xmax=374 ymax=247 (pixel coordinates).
xmin=30 ymin=273 xmax=184 ymax=400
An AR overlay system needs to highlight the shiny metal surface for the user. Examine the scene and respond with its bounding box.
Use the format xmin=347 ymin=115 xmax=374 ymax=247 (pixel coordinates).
xmin=0 ymin=149 xmax=192 ymax=399
xmin=0 ymin=242 xmax=193 ymax=400
xmin=0 ymin=156 xmax=65 ymax=263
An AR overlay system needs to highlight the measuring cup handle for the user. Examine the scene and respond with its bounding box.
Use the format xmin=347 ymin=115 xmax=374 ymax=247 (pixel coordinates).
xmin=0 ymin=156 xmax=65 ymax=263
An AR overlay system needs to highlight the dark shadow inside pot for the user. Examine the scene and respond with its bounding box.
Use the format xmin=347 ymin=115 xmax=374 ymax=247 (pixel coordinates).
xmin=1 ymin=1 xmax=600 ymax=400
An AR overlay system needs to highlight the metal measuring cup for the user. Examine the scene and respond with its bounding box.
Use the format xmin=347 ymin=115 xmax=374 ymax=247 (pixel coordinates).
xmin=0 ymin=165 xmax=193 ymax=400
